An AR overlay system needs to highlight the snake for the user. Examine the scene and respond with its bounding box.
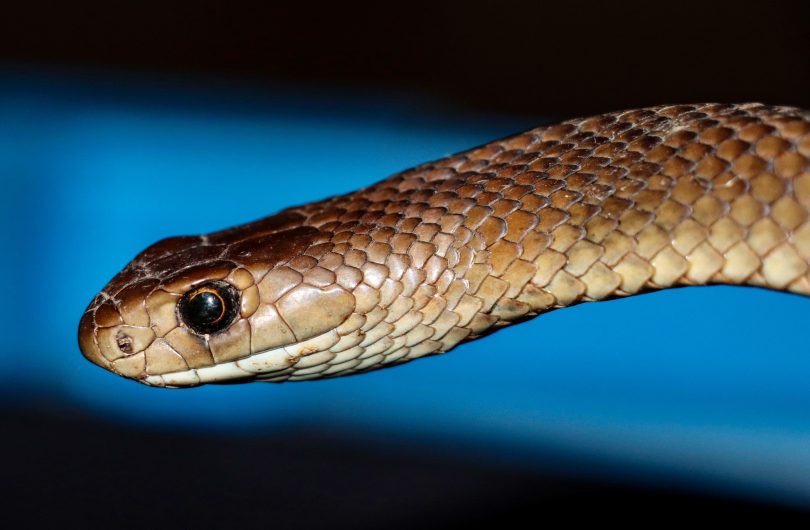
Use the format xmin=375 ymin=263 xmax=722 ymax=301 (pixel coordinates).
xmin=78 ymin=103 xmax=810 ymax=388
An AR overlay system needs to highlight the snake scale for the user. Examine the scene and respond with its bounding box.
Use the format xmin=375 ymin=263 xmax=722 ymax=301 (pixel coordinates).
xmin=78 ymin=103 xmax=810 ymax=388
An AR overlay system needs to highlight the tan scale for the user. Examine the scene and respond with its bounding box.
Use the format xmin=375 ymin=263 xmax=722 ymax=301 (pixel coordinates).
xmin=77 ymin=103 xmax=810 ymax=387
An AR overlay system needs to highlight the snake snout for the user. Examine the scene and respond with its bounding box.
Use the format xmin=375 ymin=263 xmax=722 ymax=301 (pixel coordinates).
xmin=78 ymin=310 xmax=110 ymax=371
xmin=77 ymin=310 xmax=158 ymax=380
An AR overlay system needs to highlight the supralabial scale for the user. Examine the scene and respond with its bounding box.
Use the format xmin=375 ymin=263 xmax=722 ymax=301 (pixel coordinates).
xmin=78 ymin=103 xmax=810 ymax=388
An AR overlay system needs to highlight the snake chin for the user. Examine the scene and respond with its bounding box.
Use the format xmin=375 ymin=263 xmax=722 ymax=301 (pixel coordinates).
xmin=141 ymin=327 xmax=351 ymax=387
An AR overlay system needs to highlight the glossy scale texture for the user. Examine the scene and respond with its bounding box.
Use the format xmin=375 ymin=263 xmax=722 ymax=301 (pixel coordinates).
xmin=78 ymin=103 xmax=810 ymax=387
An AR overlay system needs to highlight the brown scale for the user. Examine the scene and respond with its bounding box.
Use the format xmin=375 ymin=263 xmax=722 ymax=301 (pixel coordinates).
xmin=78 ymin=103 xmax=810 ymax=386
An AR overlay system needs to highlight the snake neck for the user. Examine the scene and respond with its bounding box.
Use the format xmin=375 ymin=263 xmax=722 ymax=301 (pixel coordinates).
xmin=292 ymin=103 xmax=810 ymax=357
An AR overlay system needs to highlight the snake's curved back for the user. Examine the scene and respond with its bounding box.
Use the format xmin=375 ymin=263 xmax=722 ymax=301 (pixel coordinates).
xmin=78 ymin=103 xmax=810 ymax=387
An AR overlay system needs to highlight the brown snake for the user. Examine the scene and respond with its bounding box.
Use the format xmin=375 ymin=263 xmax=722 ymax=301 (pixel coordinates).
xmin=78 ymin=103 xmax=810 ymax=388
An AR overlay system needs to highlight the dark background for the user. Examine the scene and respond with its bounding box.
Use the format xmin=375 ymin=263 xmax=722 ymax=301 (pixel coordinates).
xmin=2 ymin=0 xmax=809 ymax=526
xmin=2 ymin=0 xmax=808 ymax=118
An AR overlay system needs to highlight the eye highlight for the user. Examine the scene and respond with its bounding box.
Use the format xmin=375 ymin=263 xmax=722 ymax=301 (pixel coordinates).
xmin=177 ymin=281 xmax=240 ymax=335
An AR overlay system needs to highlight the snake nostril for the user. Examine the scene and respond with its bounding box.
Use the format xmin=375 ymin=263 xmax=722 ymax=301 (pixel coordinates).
xmin=115 ymin=331 xmax=134 ymax=354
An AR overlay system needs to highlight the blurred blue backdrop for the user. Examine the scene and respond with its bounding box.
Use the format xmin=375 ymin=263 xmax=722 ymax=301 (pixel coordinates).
xmin=1 ymin=69 xmax=808 ymax=506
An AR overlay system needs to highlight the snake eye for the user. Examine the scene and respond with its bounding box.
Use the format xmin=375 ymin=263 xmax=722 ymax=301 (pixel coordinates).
xmin=177 ymin=281 xmax=240 ymax=335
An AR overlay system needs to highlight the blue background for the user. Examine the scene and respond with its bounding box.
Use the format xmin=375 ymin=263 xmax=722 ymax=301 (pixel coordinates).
xmin=2 ymin=70 xmax=808 ymax=506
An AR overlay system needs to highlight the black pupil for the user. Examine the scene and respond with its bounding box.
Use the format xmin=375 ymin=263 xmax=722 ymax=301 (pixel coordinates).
xmin=188 ymin=291 xmax=224 ymax=325
xmin=178 ymin=281 xmax=239 ymax=335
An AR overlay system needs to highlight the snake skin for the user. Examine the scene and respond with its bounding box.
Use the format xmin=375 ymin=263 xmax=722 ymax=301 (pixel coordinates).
xmin=78 ymin=103 xmax=810 ymax=387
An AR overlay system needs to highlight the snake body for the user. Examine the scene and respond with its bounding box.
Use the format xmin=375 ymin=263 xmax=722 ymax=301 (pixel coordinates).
xmin=78 ymin=103 xmax=810 ymax=387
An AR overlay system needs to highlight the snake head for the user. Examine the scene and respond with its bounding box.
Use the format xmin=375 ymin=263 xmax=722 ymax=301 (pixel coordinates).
xmin=78 ymin=212 xmax=357 ymax=387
